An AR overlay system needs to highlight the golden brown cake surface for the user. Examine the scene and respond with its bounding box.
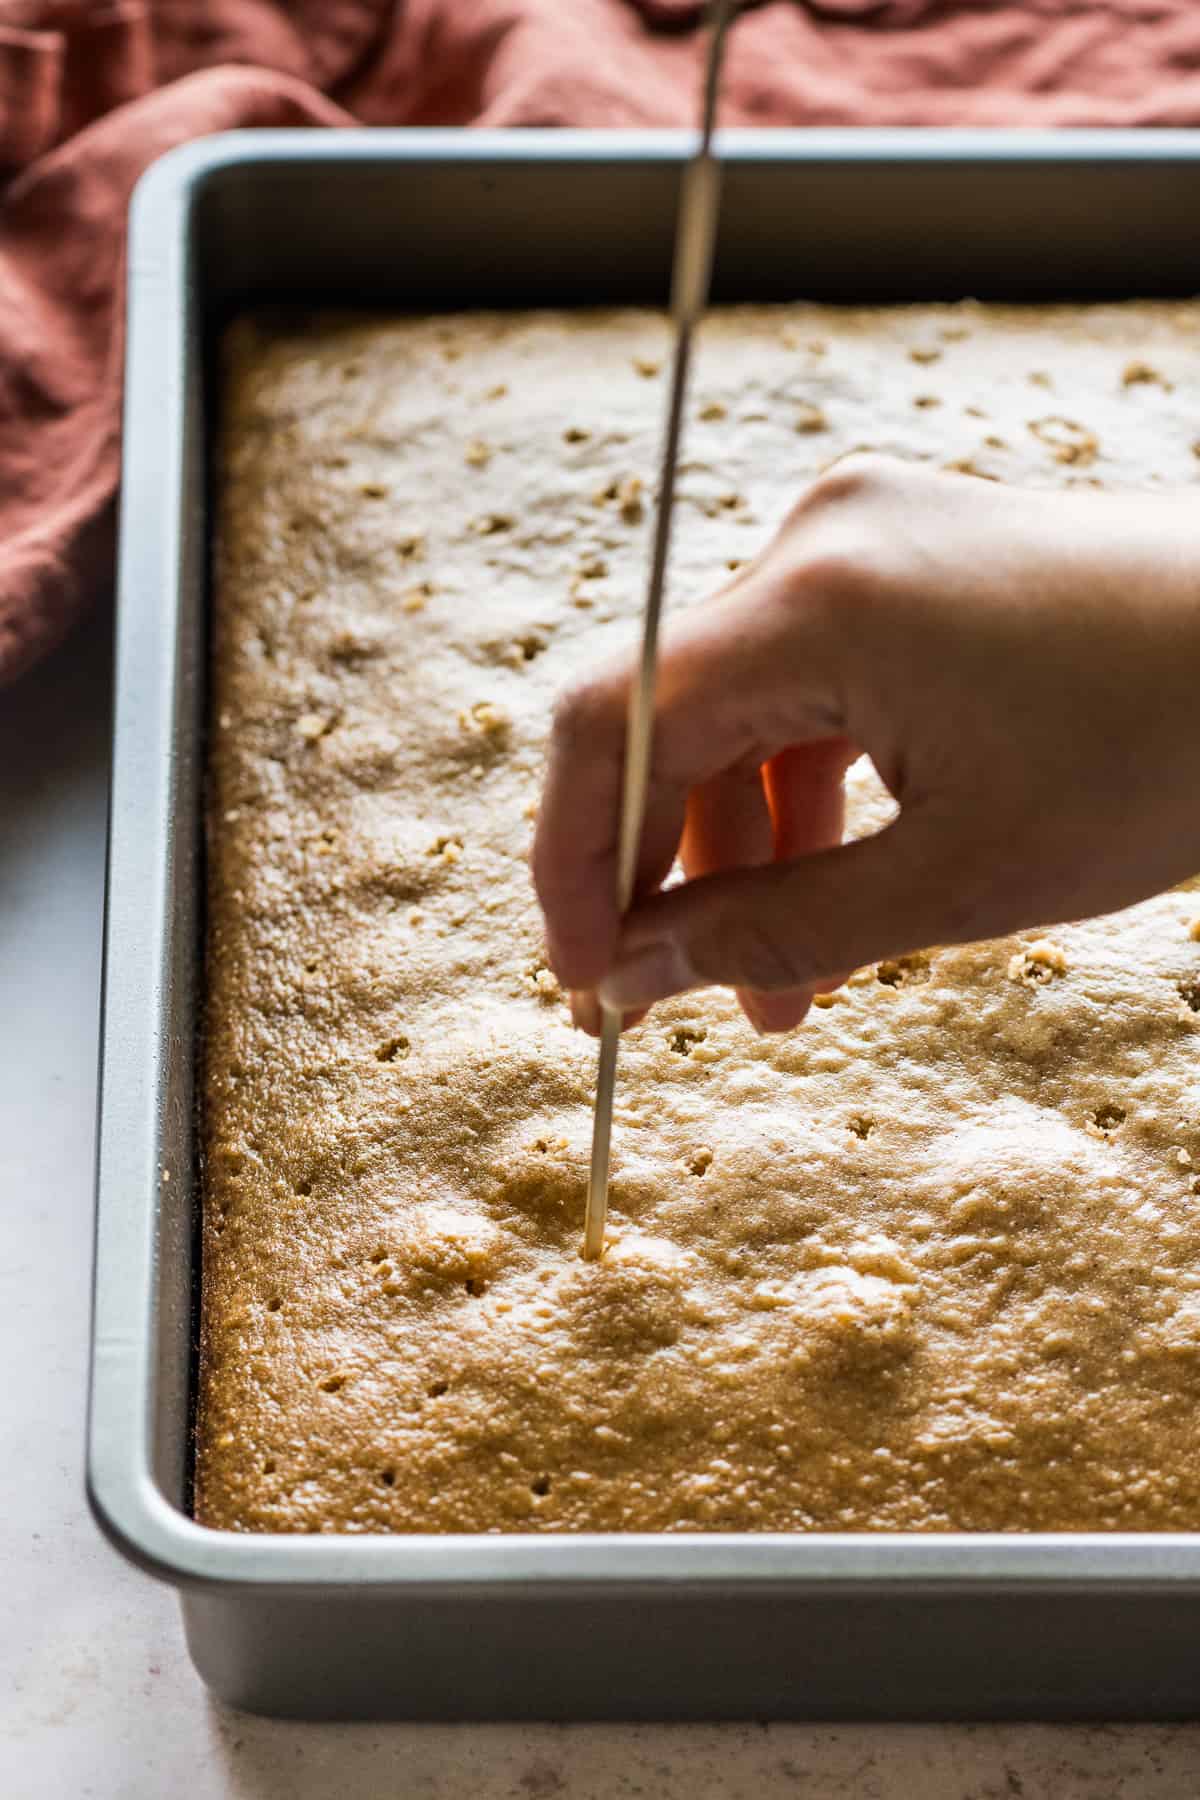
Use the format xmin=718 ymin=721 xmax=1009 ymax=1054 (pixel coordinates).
xmin=198 ymin=302 xmax=1200 ymax=1534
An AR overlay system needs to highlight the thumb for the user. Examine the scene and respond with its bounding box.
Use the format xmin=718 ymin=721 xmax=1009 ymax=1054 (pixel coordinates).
xmin=596 ymin=813 xmax=969 ymax=1014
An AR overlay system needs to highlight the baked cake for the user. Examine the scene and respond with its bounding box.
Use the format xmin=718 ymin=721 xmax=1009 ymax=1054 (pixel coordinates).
xmin=197 ymin=303 xmax=1200 ymax=1533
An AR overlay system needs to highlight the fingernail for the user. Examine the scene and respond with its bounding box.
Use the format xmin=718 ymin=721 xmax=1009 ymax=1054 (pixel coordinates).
xmin=598 ymin=939 xmax=696 ymax=1012
xmin=569 ymin=988 xmax=602 ymax=1034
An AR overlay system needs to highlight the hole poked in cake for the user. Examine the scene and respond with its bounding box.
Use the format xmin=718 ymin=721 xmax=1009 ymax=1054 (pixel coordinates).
xmin=401 ymin=580 xmax=437 ymax=615
xmin=458 ymin=700 xmax=510 ymax=742
xmin=847 ymin=1115 xmax=875 ymax=1140
xmin=524 ymin=959 xmax=561 ymax=1004
xmin=1178 ymin=977 xmax=1200 ymax=1013
xmin=427 ymin=1379 xmax=449 ymax=1399
xmin=667 ymin=1024 xmax=708 ymax=1056
xmin=375 ymin=1035 xmax=411 ymax=1064
xmin=1089 ymin=1102 xmax=1127 ymax=1136
xmin=1007 ymin=940 xmax=1068 ymax=986
xmin=379 ymin=1467 xmax=397 ymax=1488
xmin=593 ymin=473 xmax=645 ymax=522
xmin=491 ymin=629 xmax=552 ymax=671
xmin=318 ymin=1373 xmax=347 ymax=1394
xmin=427 ymin=834 xmax=463 ymax=862
xmin=530 ymin=1475 xmax=552 ymax=1498
xmin=1028 ymin=415 xmax=1099 ymax=467
xmin=1122 ymin=359 xmax=1173 ymax=392
xmin=876 ymin=953 xmax=930 ymax=988
xmin=687 ymin=1148 xmax=713 ymax=1177
xmin=266 ymin=1296 xmax=283 ymax=1313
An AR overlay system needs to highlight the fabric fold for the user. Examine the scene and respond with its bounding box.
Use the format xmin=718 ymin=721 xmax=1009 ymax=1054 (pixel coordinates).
xmin=4 ymin=0 xmax=1200 ymax=684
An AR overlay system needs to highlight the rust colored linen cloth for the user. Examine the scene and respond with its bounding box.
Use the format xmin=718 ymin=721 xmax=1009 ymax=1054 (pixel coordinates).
xmin=4 ymin=0 xmax=1200 ymax=683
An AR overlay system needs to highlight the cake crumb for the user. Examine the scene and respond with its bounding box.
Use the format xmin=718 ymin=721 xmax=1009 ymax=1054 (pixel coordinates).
xmin=1008 ymin=939 xmax=1068 ymax=984
xmin=460 ymin=700 xmax=509 ymax=737
xmin=617 ymin=475 xmax=644 ymax=522
xmin=464 ymin=439 xmax=492 ymax=467
xmin=795 ymin=401 xmax=828 ymax=434
xmin=1122 ymin=360 xmax=1172 ymax=391
xmin=941 ymin=457 xmax=998 ymax=480
xmin=1029 ymin=416 xmax=1099 ymax=466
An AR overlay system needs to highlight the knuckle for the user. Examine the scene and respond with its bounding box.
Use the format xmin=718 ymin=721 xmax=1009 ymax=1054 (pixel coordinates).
xmin=733 ymin=911 xmax=810 ymax=993
xmin=778 ymin=456 xmax=920 ymax=617
xmin=692 ymin=881 xmax=820 ymax=994
xmin=806 ymin=449 xmax=898 ymax=511
xmin=791 ymin=450 xmax=930 ymax=530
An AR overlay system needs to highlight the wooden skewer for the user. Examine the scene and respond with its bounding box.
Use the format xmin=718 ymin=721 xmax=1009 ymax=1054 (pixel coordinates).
xmin=582 ymin=0 xmax=733 ymax=1262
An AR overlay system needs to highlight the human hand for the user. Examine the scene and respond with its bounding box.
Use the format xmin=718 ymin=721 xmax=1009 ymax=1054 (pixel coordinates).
xmin=532 ymin=454 xmax=1200 ymax=1034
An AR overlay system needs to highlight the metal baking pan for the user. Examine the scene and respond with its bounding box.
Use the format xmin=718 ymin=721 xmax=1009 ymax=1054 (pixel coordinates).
xmin=89 ymin=127 xmax=1200 ymax=1721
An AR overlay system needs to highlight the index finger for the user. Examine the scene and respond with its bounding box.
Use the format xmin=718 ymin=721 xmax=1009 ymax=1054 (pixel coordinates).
xmin=531 ymin=664 xmax=690 ymax=992
xmin=534 ymin=567 xmax=845 ymax=987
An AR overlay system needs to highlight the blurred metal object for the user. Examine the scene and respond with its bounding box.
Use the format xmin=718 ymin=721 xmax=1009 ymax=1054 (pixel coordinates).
xmin=582 ymin=0 xmax=733 ymax=1262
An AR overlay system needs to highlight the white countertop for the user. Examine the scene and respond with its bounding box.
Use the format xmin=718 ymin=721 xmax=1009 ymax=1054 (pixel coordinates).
xmin=3 ymin=608 xmax=1199 ymax=1798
